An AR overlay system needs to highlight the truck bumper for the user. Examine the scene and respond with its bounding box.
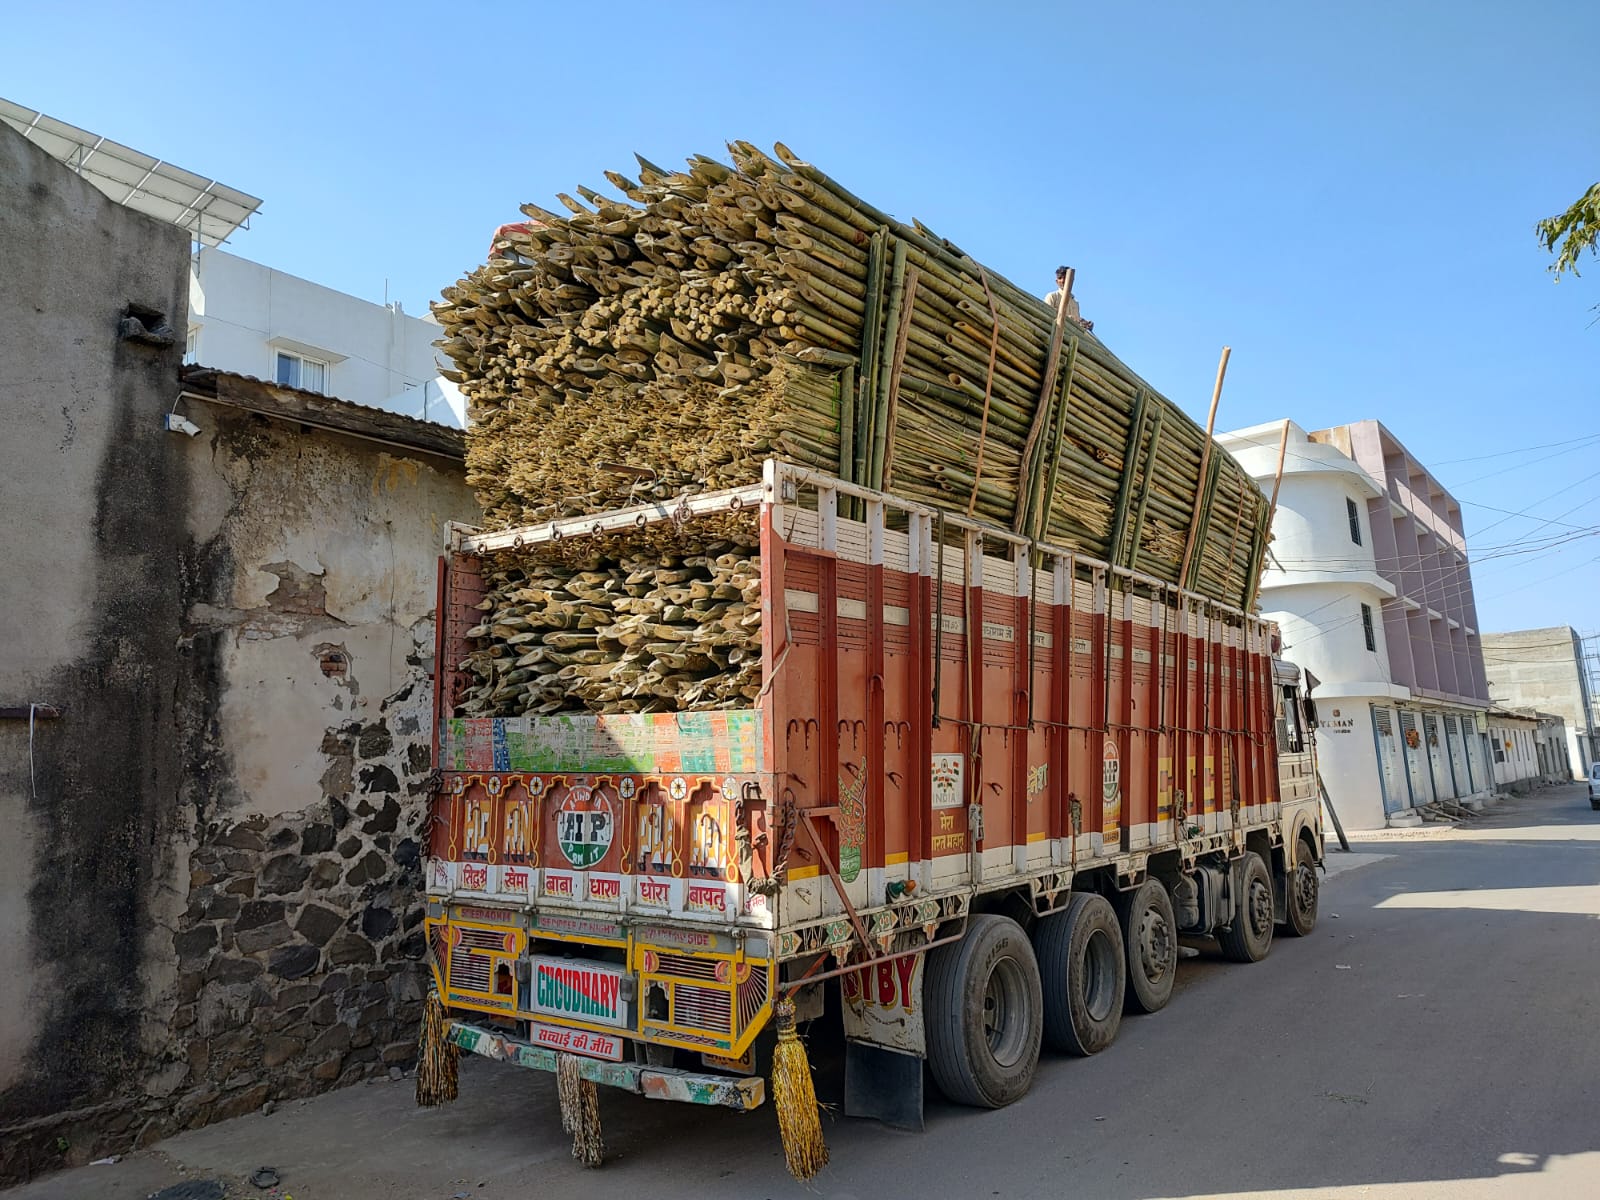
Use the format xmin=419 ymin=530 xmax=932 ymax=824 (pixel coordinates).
xmin=448 ymin=1020 xmax=766 ymax=1110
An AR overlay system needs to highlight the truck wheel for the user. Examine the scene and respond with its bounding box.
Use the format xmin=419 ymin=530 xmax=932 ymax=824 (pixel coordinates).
xmin=1279 ymin=848 xmax=1318 ymax=938
xmin=1217 ymin=852 xmax=1274 ymax=963
xmin=1035 ymin=892 xmax=1124 ymax=1055
xmin=924 ymin=914 xmax=1043 ymax=1108
xmin=1115 ymin=880 xmax=1176 ymax=1014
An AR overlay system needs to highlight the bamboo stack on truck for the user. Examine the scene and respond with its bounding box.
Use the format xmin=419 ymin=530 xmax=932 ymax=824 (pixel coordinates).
xmin=418 ymin=146 xmax=1321 ymax=1181
xmin=433 ymin=142 xmax=1271 ymax=721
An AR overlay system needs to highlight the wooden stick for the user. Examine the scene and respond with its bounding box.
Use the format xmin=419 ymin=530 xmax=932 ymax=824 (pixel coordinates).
xmin=1178 ymin=346 xmax=1231 ymax=588
xmin=1013 ymin=267 xmax=1073 ymax=534
xmin=1245 ymin=419 xmax=1291 ymax=611
xmin=880 ymin=269 xmax=920 ymax=491
xmin=870 ymin=241 xmax=910 ymax=489
xmin=966 ymin=264 xmax=1003 ymax=518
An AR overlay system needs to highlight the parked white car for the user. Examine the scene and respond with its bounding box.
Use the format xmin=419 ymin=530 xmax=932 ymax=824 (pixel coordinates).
xmin=1589 ymin=763 xmax=1600 ymax=811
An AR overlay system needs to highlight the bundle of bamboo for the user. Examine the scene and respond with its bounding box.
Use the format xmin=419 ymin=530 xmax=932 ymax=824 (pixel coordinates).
xmin=439 ymin=142 xmax=1269 ymax=716
xmin=457 ymin=534 xmax=761 ymax=716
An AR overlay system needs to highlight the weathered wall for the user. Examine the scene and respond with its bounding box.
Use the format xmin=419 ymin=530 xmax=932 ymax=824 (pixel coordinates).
xmin=141 ymin=399 xmax=475 ymax=1144
xmin=0 ymin=122 xmax=477 ymax=1181
xmin=0 ymin=123 xmax=192 ymax=1143
xmin=1481 ymin=627 xmax=1592 ymax=779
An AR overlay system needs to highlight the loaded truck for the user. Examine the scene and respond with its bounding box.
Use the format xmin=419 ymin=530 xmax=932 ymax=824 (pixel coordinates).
xmin=421 ymin=456 xmax=1322 ymax=1152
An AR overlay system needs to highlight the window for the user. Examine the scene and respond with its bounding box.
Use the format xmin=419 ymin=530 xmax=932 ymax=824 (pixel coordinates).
xmin=1276 ymin=685 xmax=1303 ymax=754
xmin=1347 ymin=496 xmax=1363 ymax=545
xmin=275 ymin=350 xmax=327 ymax=394
xmin=1361 ymin=603 xmax=1376 ymax=652
xmin=184 ymin=326 xmax=198 ymax=365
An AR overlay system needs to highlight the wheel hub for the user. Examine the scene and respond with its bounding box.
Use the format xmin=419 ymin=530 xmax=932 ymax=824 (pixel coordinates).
xmin=1294 ymin=864 xmax=1316 ymax=915
xmin=1137 ymin=909 xmax=1173 ymax=981
xmin=1248 ymin=878 xmax=1273 ymax=935
xmin=982 ymin=956 xmax=1028 ymax=1067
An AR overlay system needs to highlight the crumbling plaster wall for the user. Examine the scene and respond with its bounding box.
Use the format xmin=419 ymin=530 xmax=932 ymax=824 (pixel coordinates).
xmin=125 ymin=399 xmax=480 ymax=1147
xmin=0 ymin=116 xmax=481 ymax=1184
xmin=181 ymin=403 xmax=467 ymax=818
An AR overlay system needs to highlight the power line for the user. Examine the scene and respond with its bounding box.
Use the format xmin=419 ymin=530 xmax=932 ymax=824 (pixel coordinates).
xmin=1432 ymin=432 xmax=1600 ymax=466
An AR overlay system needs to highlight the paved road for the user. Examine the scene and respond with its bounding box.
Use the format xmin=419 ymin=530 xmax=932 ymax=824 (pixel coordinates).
xmin=12 ymin=785 xmax=1600 ymax=1200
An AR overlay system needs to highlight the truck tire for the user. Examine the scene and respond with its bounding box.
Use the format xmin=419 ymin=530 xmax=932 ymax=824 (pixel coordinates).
xmin=1279 ymin=842 xmax=1318 ymax=938
xmin=1115 ymin=879 xmax=1177 ymax=1014
xmin=924 ymin=914 xmax=1043 ymax=1108
xmin=1035 ymin=892 xmax=1124 ymax=1055
xmin=1217 ymin=852 xmax=1274 ymax=963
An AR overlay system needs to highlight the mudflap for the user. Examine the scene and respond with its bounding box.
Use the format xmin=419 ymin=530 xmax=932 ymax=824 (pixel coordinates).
xmin=844 ymin=1040 xmax=924 ymax=1131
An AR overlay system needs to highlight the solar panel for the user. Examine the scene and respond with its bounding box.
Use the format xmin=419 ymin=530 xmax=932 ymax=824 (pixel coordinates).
xmin=0 ymin=97 xmax=262 ymax=247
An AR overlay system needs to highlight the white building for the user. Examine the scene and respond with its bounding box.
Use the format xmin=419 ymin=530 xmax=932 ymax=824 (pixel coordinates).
xmin=1486 ymin=709 xmax=1567 ymax=792
xmin=0 ymin=98 xmax=463 ymax=427
xmin=1219 ymin=420 xmax=1493 ymax=830
xmin=187 ymin=247 xmax=463 ymax=426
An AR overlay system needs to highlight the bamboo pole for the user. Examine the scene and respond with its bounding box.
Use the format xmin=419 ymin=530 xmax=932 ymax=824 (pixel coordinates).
xmin=880 ymin=269 xmax=919 ymax=491
xmin=1245 ymin=420 xmax=1291 ymax=611
xmin=1013 ymin=268 xmax=1073 ymax=534
xmin=870 ymin=240 xmax=910 ymax=490
xmin=1178 ymin=346 xmax=1231 ymax=588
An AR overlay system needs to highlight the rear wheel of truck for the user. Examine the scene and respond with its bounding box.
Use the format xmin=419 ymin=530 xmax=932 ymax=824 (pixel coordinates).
xmin=1217 ymin=851 xmax=1274 ymax=962
xmin=1279 ymin=843 xmax=1319 ymax=937
xmin=1115 ymin=879 xmax=1177 ymax=1014
xmin=1035 ymin=892 xmax=1124 ymax=1055
xmin=924 ymin=914 xmax=1043 ymax=1108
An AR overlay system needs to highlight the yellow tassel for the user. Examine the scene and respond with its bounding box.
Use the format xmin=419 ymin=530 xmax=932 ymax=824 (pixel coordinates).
xmin=415 ymin=991 xmax=459 ymax=1107
xmin=771 ymin=996 xmax=828 ymax=1181
xmin=556 ymin=1053 xmax=605 ymax=1167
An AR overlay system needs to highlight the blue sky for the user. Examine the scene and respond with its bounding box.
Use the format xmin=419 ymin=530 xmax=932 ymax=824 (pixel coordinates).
xmin=8 ymin=1 xmax=1599 ymax=638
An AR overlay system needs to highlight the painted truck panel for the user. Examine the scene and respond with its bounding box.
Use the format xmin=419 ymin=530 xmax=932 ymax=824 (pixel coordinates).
xmin=423 ymin=461 xmax=1310 ymax=1071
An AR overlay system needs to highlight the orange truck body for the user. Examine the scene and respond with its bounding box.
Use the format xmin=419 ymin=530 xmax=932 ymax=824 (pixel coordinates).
xmin=423 ymin=459 xmax=1320 ymax=1113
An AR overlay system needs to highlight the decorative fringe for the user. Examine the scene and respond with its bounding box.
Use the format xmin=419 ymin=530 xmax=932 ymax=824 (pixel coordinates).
xmin=414 ymin=991 xmax=458 ymax=1107
xmin=771 ymin=996 xmax=828 ymax=1181
xmin=556 ymin=1053 xmax=605 ymax=1168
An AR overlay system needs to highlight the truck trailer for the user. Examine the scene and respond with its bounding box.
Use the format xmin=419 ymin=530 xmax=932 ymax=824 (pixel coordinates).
xmin=420 ymin=456 xmax=1322 ymax=1167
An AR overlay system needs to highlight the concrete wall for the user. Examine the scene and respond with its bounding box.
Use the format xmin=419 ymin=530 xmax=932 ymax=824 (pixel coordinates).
xmin=190 ymin=247 xmax=446 ymax=418
xmin=0 ymin=124 xmax=478 ymax=1181
xmin=1489 ymin=719 xmax=1543 ymax=790
xmin=0 ymin=122 xmax=192 ymax=1131
xmin=1481 ymin=627 xmax=1592 ymax=779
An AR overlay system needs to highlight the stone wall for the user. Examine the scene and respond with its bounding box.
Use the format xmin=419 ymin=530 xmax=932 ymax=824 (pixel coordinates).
xmin=150 ymin=667 xmax=435 ymax=1140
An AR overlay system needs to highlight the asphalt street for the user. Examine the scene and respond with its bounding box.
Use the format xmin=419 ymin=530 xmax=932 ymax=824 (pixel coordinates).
xmin=11 ymin=784 xmax=1600 ymax=1200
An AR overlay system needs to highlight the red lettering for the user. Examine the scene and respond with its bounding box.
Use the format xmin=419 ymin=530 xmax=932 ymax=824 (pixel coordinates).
xmin=894 ymin=955 xmax=917 ymax=1011
xmin=638 ymin=879 xmax=670 ymax=904
xmin=687 ymin=884 xmax=727 ymax=912
xmin=876 ymin=962 xmax=895 ymax=1007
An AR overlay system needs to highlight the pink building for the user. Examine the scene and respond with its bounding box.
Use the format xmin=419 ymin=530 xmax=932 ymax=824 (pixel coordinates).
xmin=1311 ymin=421 xmax=1490 ymax=708
xmin=1220 ymin=419 xmax=1493 ymax=829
